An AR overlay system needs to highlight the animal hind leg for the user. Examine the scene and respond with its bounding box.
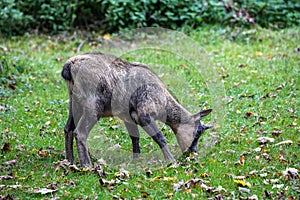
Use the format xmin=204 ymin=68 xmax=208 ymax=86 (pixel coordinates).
xmin=74 ymin=108 xmax=98 ymax=167
xmin=64 ymin=94 xmax=77 ymax=164
xmin=64 ymin=113 xmax=75 ymax=164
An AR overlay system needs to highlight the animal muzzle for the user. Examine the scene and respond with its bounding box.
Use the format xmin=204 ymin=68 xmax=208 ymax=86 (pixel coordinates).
xmin=188 ymin=124 xmax=213 ymax=153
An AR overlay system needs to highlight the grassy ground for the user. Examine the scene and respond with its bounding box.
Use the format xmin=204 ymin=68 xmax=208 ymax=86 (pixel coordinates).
xmin=0 ymin=26 xmax=299 ymax=199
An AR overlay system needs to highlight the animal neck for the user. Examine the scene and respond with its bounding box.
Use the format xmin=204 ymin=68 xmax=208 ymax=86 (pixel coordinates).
xmin=165 ymin=97 xmax=192 ymax=126
xmin=165 ymin=97 xmax=194 ymax=152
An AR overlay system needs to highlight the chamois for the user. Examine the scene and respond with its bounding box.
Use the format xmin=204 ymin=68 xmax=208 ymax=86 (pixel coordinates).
xmin=62 ymin=52 xmax=212 ymax=166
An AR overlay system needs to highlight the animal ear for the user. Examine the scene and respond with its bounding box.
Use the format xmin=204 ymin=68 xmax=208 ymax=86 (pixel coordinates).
xmin=192 ymin=109 xmax=212 ymax=121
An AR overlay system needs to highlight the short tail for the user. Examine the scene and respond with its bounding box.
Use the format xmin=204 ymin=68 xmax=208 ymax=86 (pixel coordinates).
xmin=61 ymin=61 xmax=72 ymax=81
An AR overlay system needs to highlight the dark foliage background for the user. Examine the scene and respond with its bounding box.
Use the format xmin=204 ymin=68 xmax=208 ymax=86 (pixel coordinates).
xmin=1 ymin=0 xmax=300 ymax=35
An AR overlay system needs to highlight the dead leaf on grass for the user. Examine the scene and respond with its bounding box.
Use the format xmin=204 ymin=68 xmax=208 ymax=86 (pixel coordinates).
xmin=94 ymin=165 xmax=106 ymax=177
xmin=239 ymin=155 xmax=245 ymax=165
xmin=165 ymin=193 xmax=174 ymax=198
xmin=38 ymin=148 xmax=48 ymax=157
xmin=259 ymin=173 xmax=268 ymax=178
xmin=2 ymin=142 xmax=11 ymax=152
xmin=3 ymin=159 xmax=17 ymax=166
xmin=234 ymin=180 xmax=251 ymax=188
xmin=141 ymin=192 xmax=150 ymax=198
xmin=0 ymin=194 xmax=14 ymax=200
xmin=152 ymin=176 xmax=162 ymax=181
xmin=115 ymin=169 xmax=130 ymax=179
xmin=247 ymin=195 xmax=258 ymax=200
xmin=145 ymin=168 xmax=152 ymax=178
xmin=33 ymin=188 xmax=57 ymax=194
xmin=272 ymin=184 xmax=284 ymax=189
xmin=173 ymin=180 xmax=184 ymax=191
xmin=275 ymin=140 xmax=293 ymax=146
xmin=99 ymin=178 xmax=116 ymax=190
xmin=249 ymin=170 xmax=258 ymax=176
xmin=282 ymin=168 xmax=298 ymax=179
xmin=272 ymin=130 xmax=283 ymax=137
xmin=257 ymin=137 xmax=275 ymax=144
xmin=54 ymin=159 xmax=71 ymax=171
xmin=152 ymin=176 xmax=177 ymax=182
xmin=0 ymin=175 xmax=13 ymax=181
xmin=264 ymin=189 xmax=272 ymax=198
xmin=238 ymin=186 xmax=250 ymax=194
xmin=244 ymin=111 xmax=259 ymax=119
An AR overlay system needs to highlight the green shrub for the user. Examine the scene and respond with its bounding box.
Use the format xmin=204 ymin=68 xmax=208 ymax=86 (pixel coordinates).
xmin=0 ymin=0 xmax=300 ymax=36
xmin=0 ymin=0 xmax=32 ymax=35
xmin=19 ymin=0 xmax=76 ymax=33
xmin=235 ymin=0 xmax=300 ymax=28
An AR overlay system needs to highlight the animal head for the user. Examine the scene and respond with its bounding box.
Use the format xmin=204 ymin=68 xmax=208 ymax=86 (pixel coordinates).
xmin=174 ymin=109 xmax=213 ymax=153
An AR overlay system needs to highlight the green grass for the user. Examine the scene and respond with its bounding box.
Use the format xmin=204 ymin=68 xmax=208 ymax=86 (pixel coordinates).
xmin=1 ymin=26 xmax=299 ymax=199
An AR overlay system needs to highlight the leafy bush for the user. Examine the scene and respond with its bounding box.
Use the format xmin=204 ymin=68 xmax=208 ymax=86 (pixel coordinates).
xmin=234 ymin=0 xmax=300 ymax=28
xmin=0 ymin=0 xmax=300 ymax=35
xmin=19 ymin=0 xmax=76 ymax=33
xmin=102 ymin=0 xmax=206 ymax=32
xmin=0 ymin=0 xmax=32 ymax=35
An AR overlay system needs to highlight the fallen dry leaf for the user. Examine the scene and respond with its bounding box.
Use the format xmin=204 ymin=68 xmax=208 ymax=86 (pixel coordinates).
xmin=3 ymin=159 xmax=17 ymax=166
xmin=282 ymin=168 xmax=298 ymax=179
xmin=33 ymin=188 xmax=57 ymax=194
xmin=163 ymin=177 xmax=177 ymax=181
xmin=141 ymin=192 xmax=150 ymax=198
xmin=54 ymin=159 xmax=71 ymax=171
xmin=247 ymin=195 xmax=258 ymax=200
xmin=115 ymin=169 xmax=130 ymax=179
xmin=0 ymin=175 xmax=13 ymax=181
xmin=152 ymin=176 xmax=162 ymax=181
xmin=275 ymin=140 xmax=293 ymax=146
xmin=99 ymin=178 xmax=116 ymax=187
xmin=145 ymin=168 xmax=152 ymax=178
xmin=272 ymin=130 xmax=283 ymax=137
xmin=173 ymin=180 xmax=184 ymax=191
xmin=165 ymin=193 xmax=174 ymax=198
xmin=239 ymin=155 xmax=245 ymax=165
xmin=213 ymin=185 xmax=227 ymax=193
xmin=200 ymin=183 xmax=214 ymax=192
xmin=238 ymin=186 xmax=250 ymax=194
xmin=259 ymin=173 xmax=268 ymax=177
xmin=8 ymin=184 xmax=22 ymax=189
xmin=0 ymin=194 xmax=14 ymax=200
xmin=234 ymin=179 xmax=251 ymax=187
xmin=264 ymin=189 xmax=272 ymax=198
xmin=272 ymin=184 xmax=284 ymax=189
xmin=257 ymin=137 xmax=275 ymax=144
xmin=38 ymin=148 xmax=48 ymax=157
xmin=249 ymin=170 xmax=258 ymax=176
xmin=2 ymin=142 xmax=11 ymax=152
xmin=94 ymin=165 xmax=106 ymax=177
xmin=69 ymin=164 xmax=81 ymax=172
xmin=201 ymin=173 xmax=209 ymax=178
xmin=210 ymin=194 xmax=224 ymax=200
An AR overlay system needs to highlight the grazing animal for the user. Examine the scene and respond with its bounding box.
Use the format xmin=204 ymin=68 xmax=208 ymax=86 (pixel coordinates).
xmin=62 ymin=52 xmax=212 ymax=166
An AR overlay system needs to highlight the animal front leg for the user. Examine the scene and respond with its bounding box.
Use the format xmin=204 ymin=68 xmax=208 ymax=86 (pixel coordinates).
xmin=139 ymin=114 xmax=175 ymax=162
xmin=125 ymin=122 xmax=140 ymax=159
xmin=74 ymin=111 xmax=97 ymax=167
